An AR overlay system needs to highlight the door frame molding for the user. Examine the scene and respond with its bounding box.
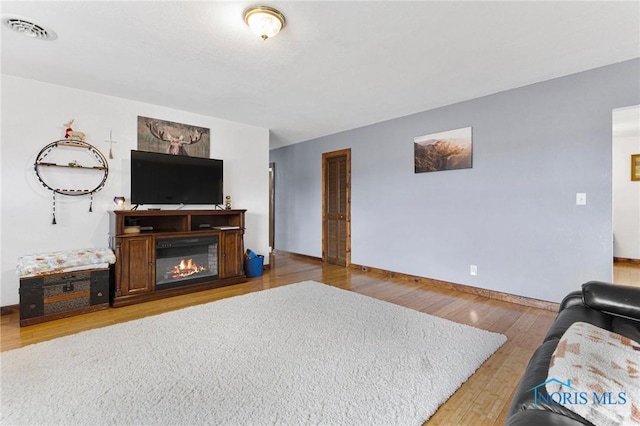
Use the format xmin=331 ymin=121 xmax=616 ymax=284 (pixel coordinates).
xmin=321 ymin=148 xmax=351 ymax=266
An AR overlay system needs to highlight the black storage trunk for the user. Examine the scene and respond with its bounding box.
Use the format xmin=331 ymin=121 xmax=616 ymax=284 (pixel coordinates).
xmin=19 ymin=268 xmax=109 ymax=326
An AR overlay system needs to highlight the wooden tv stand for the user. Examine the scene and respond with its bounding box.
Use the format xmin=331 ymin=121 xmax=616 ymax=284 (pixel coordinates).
xmin=108 ymin=209 xmax=247 ymax=307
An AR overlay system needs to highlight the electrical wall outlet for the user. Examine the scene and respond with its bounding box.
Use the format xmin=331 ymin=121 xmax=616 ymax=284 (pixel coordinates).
xmin=576 ymin=193 xmax=587 ymax=205
xmin=470 ymin=264 xmax=477 ymax=276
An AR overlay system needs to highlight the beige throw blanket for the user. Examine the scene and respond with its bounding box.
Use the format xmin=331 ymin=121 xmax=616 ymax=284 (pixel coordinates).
xmin=546 ymin=322 xmax=640 ymax=426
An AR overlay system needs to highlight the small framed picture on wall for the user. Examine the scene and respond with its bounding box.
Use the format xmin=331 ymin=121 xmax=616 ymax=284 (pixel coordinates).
xmin=632 ymin=154 xmax=640 ymax=181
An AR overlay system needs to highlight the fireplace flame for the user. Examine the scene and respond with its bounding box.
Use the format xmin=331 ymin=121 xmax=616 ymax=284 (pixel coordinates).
xmin=169 ymin=258 xmax=207 ymax=279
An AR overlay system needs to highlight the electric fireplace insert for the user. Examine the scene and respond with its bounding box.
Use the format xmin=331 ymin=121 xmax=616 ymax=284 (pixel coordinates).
xmin=155 ymin=235 xmax=219 ymax=291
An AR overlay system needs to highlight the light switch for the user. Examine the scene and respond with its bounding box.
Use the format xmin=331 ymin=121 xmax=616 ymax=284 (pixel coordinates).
xmin=576 ymin=193 xmax=587 ymax=205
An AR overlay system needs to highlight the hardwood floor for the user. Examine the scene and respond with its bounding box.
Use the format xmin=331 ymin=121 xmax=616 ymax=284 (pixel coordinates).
xmin=2 ymin=252 xmax=561 ymax=425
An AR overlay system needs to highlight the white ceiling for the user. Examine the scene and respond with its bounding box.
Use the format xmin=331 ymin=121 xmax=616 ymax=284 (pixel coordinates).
xmin=1 ymin=1 xmax=639 ymax=149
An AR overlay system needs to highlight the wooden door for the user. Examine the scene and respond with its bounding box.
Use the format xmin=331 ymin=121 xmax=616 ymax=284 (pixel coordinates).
xmin=221 ymin=230 xmax=243 ymax=278
xmin=322 ymin=149 xmax=351 ymax=266
xmin=119 ymin=236 xmax=153 ymax=295
xmin=269 ymin=162 xmax=275 ymax=250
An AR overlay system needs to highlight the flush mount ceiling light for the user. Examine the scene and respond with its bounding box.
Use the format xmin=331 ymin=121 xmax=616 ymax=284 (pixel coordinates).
xmin=243 ymin=5 xmax=286 ymax=40
xmin=2 ymin=16 xmax=57 ymax=40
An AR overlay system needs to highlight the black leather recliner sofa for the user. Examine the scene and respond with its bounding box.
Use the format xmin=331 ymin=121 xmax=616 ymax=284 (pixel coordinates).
xmin=504 ymin=281 xmax=640 ymax=426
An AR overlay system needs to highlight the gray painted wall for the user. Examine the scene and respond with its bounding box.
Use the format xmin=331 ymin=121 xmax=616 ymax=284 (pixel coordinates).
xmin=270 ymin=59 xmax=640 ymax=303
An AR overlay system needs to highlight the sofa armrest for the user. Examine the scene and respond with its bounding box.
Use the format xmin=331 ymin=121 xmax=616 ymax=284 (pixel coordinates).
xmin=558 ymin=290 xmax=583 ymax=312
xmin=582 ymin=281 xmax=640 ymax=321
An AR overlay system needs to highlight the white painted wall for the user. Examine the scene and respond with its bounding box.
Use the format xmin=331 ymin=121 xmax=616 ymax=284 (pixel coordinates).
xmin=0 ymin=74 xmax=270 ymax=306
xmin=613 ymin=106 xmax=640 ymax=259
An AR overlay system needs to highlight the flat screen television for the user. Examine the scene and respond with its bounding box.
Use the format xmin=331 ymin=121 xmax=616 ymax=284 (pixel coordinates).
xmin=130 ymin=150 xmax=223 ymax=205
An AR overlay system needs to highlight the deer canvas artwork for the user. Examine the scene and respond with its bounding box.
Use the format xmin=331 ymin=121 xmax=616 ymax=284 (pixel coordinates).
xmin=137 ymin=116 xmax=210 ymax=158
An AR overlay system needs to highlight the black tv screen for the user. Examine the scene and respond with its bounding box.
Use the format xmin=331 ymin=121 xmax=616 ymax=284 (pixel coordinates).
xmin=130 ymin=150 xmax=223 ymax=205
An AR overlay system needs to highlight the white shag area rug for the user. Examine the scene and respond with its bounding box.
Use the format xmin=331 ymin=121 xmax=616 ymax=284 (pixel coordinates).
xmin=1 ymin=281 xmax=506 ymax=425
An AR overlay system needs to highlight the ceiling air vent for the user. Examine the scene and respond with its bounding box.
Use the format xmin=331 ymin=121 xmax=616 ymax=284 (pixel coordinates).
xmin=3 ymin=16 xmax=57 ymax=40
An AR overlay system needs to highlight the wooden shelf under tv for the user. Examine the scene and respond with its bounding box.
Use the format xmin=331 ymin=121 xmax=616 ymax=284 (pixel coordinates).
xmin=108 ymin=209 xmax=247 ymax=307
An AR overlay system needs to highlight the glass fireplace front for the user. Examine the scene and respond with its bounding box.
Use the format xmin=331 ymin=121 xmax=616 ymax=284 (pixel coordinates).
xmin=155 ymin=235 xmax=219 ymax=291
